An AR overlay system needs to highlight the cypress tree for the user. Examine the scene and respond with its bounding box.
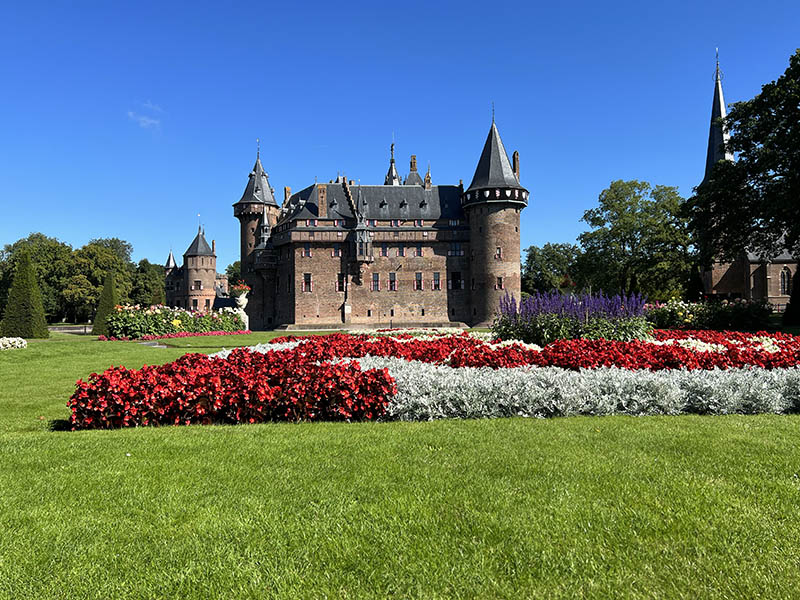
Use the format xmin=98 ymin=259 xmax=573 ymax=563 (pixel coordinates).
xmin=783 ymin=273 xmax=800 ymax=327
xmin=92 ymin=272 xmax=119 ymax=336
xmin=0 ymin=251 xmax=49 ymax=338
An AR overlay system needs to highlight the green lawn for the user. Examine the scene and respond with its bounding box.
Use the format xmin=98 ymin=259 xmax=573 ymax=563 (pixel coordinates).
xmin=2 ymin=334 xmax=800 ymax=598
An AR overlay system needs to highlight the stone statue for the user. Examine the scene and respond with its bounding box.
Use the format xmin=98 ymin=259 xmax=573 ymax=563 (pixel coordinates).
xmin=234 ymin=293 xmax=249 ymax=330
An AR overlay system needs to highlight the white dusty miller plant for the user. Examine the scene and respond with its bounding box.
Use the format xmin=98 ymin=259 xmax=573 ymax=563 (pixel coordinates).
xmin=0 ymin=337 xmax=27 ymax=350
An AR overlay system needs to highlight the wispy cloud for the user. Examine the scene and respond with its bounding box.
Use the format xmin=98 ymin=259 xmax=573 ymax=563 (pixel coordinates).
xmin=142 ymin=100 xmax=163 ymax=113
xmin=127 ymin=111 xmax=161 ymax=129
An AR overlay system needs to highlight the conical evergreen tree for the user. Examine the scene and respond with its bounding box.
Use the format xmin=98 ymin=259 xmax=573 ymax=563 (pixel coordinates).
xmin=783 ymin=273 xmax=800 ymax=327
xmin=92 ymin=272 xmax=119 ymax=336
xmin=0 ymin=251 xmax=49 ymax=338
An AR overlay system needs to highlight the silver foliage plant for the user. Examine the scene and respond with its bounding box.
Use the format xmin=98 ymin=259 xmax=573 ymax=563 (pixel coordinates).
xmin=352 ymin=356 xmax=800 ymax=421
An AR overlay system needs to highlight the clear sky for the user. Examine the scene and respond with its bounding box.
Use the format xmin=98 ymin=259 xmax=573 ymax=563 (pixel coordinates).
xmin=1 ymin=0 xmax=798 ymax=270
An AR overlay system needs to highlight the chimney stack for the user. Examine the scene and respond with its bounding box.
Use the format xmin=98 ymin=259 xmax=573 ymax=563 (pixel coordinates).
xmin=284 ymin=186 xmax=291 ymax=205
xmin=410 ymin=155 xmax=417 ymax=172
xmin=212 ymin=240 xmax=216 ymax=254
xmin=318 ymin=185 xmax=327 ymax=218
xmin=512 ymin=151 xmax=520 ymax=180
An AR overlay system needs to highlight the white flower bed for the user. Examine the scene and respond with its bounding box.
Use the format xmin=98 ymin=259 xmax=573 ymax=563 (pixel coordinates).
xmin=0 ymin=337 xmax=27 ymax=350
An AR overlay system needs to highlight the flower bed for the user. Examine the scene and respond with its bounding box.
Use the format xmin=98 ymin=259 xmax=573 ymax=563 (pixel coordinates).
xmin=645 ymin=298 xmax=773 ymax=331
xmin=69 ymin=330 xmax=800 ymax=429
xmin=104 ymin=304 xmax=244 ymax=340
xmin=0 ymin=337 xmax=27 ymax=350
xmin=98 ymin=330 xmax=251 ymax=342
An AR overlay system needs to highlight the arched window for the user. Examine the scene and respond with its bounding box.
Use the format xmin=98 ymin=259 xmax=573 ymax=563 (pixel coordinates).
xmin=780 ymin=267 xmax=792 ymax=295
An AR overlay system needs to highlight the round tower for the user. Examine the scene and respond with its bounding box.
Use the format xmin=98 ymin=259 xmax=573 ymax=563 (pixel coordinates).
xmin=182 ymin=226 xmax=217 ymax=312
xmin=462 ymin=120 xmax=529 ymax=326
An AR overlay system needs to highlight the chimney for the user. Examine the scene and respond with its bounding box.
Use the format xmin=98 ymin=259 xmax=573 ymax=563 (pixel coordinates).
xmin=212 ymin=240 xmax=216 ymax=254
xmin=409 ymin=155 xmax=417 ymax=172
xmin=318 ymin=185 xmax=327 ymax=218
xmin=284 ymin=186 xmax=291 ymax=205
xmin=512 ymin=151 xmax=520 ymax=180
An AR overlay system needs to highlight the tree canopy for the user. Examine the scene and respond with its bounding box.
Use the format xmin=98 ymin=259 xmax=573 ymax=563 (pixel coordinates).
xmin=521 ymin=243 xmax=581 ymax=295
xmin=689 ymin=48 xmax=800 ymax=263
xmin=226 ymin=261 xmax=241 ymax=285
xmin=0 ymin=250 xmax=49 ymax=338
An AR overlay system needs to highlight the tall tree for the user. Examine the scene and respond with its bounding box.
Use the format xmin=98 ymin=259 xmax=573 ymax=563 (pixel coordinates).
xmin=88 ymin=237 xmax=134 ymax=264
xmin=92 ymin=272 xmax=119 ymax=336
xmin=689 ymin=49 xmax=800 ymax=263
xmin=522 ymin=243 xmax=581 ymax=294
xmin=1 ymin=251 xmax=49 ymax=338
xmin=226 ymin=261 xmax=241 ymax=284
xmin=130 ymin=259 xmax=165 ymax=306
xmin=579 ymin=180 xmax=692 ymax=300
xmin=63 ymin=243 xmax=132 ymax=322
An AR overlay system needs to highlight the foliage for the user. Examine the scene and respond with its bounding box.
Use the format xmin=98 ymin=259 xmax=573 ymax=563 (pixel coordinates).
xmin=88 ymin=237 xmax=134 ymax=264
xmin=493 ymin=291 xmax=651 ymax=345
xmin=130 ymin=259 xmax=165 ymax=306
xmin=784 ymin=274 xmax=800 ymax=326
xmin=91 ymin=272 xmax=119 ymax=336
xmin=646 ymin=298 xmax=773 ymax=331
xmin=99 ymin=330 xmax=250 ymax=342
xmin=689 ymin=49 xmax=800 ymax=263
xmin=69 ymin=347 xmax=396 ymax=429
xmin=0 ymin=251 xmax=49 ymax=338
xmin=521 ymin=243 xmax=581 ymax=294
xmin=0 ymin=233 xmax=73 ymax=321
xmin=579 ymin=180 xmax=692 ymax=299
xmin=225 ymin=260 xmax=241 ymax=284
xmin=105 ymin=304 xmax=244 ymax=339
xmin=65 ymin=243 xmax=132 ymax=322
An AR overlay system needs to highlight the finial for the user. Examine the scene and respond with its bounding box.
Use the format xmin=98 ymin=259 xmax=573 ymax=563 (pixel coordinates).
xmin=491 ymin=101 xmax=495 ymax=123
xmin=390 ymin=142 xmax=395 ymax=161
xmin=256 ymin=138 xmax=260 ymax=159
xmin=197 ymin=213 xmax=201 ymax=232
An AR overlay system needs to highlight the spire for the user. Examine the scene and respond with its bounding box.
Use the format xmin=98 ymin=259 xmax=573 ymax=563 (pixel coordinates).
xmin=234 ymin=152 xmax=279 ymax=207
xmin=184 ymin=226 xmax=213 ymax=257
xmin=165 ymin=249 xmax=177 ymax=270
xmin=704 ymin=50 xmax=734 ymax=182
xmin=424 ymin=162 xmax=432 ymax=190
xmin=255 ymin=206 xmax=271 ymax=249
xmin=384 ymin=142 xmax=401 ymax=186
xmin=466 ymin=120 xmax=523 ymax=192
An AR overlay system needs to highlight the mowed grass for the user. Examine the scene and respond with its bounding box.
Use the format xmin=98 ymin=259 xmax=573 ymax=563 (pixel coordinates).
xmin=2 ymin=335 xmax=800 ymax=598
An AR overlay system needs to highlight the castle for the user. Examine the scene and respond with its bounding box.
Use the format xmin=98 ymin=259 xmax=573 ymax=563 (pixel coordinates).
xmin=164 ymin=229 xmax=229 ymax=311
xmin=701 ymin=58 xmax=796 ymax=305
xmin=231 ymin=120 xmax=528 ymax=330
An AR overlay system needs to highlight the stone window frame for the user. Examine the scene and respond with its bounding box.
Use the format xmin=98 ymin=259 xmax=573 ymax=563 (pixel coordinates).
xmin=303 ymin=243 xmax=312 ymax=257
xmin=781 ymin=267 xmax=792 ymax=295
xmin=302 ymin=273 xmax=313 ymax=293
xmin=432 ymin=272 xmax=441 ymax=290
xmin=414 ymin=272 xmax=423 ymax=291
xmin=388 ymin=272 xmax=397 ymax=291
xmin=397 ymin=245 xmax=405 ymax=257
xmin=336 ymin=273 xmax=346 ymax=293
xmin=371 ymin=272 xmax=380 ymax=291
xmin=415 ymin=244 xmax=423 ymax=257
xmin=495 ymin=276 xmax=504 ymax=290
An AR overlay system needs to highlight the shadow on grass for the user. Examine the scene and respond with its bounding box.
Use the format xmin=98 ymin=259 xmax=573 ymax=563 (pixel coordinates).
xmin=49 ymin=419 xmax=72 ymax=432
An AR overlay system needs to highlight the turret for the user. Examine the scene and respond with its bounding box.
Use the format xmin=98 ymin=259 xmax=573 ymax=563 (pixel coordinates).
xmin=462 ymin=119 xmax=529 ymax=325
xmin=233 ymin=152 xmax=280 ymax=277
xmin=182 ymin=226 xmax=217 ymax=312
xmin=703 ymin=51 xmax=734 ymax=183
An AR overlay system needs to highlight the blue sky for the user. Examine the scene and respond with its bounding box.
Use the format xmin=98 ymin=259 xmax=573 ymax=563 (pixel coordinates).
xmin=1 ymin=0 xmax=798 ymax=270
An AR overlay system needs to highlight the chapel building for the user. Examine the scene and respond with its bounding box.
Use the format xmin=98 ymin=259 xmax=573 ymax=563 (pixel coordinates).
xmin=234 ymin=120 xmax=529 ymax=330
xmin=701 ymin=57 xmax=796 ymax=305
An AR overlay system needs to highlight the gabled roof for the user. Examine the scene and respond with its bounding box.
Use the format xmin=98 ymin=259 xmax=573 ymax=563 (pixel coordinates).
xmin=234 ymin=157 xmax=278 ymax=207
xmin=184 ymin=226 xmax=214 ymax=256
xmin=165 ymin=250 xmax=177 ymax=269
xmin=467 ymin=121 xmax=523 ymax=192
xmin=704 ymin=56 xmax=734 ymax=183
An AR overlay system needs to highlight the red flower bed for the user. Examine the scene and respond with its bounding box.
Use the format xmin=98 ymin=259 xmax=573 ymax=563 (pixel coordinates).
xmin=69 ymin=346 xmax=396 ymax=429
xmin=98 ymin=330 xmax=252 ymax=342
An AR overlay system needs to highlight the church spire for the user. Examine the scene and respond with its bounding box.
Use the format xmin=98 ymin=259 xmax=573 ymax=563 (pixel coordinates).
xmin=384 ymin=142 xmax=401 ymax=186
xmin=704 ymin=50 xmax=734 ymax=182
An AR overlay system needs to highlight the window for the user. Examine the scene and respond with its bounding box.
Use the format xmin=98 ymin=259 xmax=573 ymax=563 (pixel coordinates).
xmin=449 ymin=219 xmax=460 ymax=226
xmin=495 ymin=276 xmax=504 ymax=290
xmin=415 ymin=272 xmax=423 ymax=291
xmin=334 ymin=219 xmax=343 ymax=227
xmin=448 ymin=271 xmax=464 ymax=290
xmin=415 ymin=244 xmax=423 ymax=257
xmin=358 ymin=241 xmax=365 ymax=256
xmin=306 ymin=219 xmax=317 ymax=227
xmin=193 ymin=280 xmax=202 ymax=290
xmin=414 ymin=219 xmax=422 ymax=227
xmin=390 ymin=309 xmax=395 ymax=317
xmin=495 ymin=247 xmax=503 ymax=259
xmin=337 ymin=273 xmax=346 ymax=292
xmin=381 ymin=243 xmax=388 ymax=257
xmin=432 ymin=272 xmax=441 ymax=290
xmin=389 ymin=272 xmax=397 ymax=291
xmin=421 ymin=308 xmax=425 ymax=316
xmin=368 ymin=219 xmax=377 ymax=227
xmin=371 ymin=272 xmax=380 ymax=291
xmin=397 ymin=245 xmax=405 ymax=257
xmin=391 ymin=219 xmax=400 ymax=227
xmin=302 ymin=273 xmax=312 ymax=292
xmin=192 ymin=299 xmax=198 ymax=310
xmin=781 ymin=267 xmax=792 ymax=295
xmin=332 ymin=243 xmax=341 ymax=257
xmin=303 ymin=243 xmax=312 ymax=257
xmin=204 ymin=299 xmax=210 ymax=311
xmin=367 ymin=309 xmax=372 ymax=317
xmin=448 ymin=242 xmax=464 ymax=256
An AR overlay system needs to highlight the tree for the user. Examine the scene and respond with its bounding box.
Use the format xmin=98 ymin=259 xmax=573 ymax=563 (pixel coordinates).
xmin=88 ymin=238 xmax=134 ymax=264
xmin=130 ymin=259 xmax=165 ymax=306
xmin=226 ymin=261 xmax=241 ymax=285
xmin=0 ymin=251 xmax=49 ymax=338
xmin=92 ymin=272 xmax=119 ymax=336
xmin=0 ymin=233 xmax=73 ymax=322
xmin=579 ymin=180 xmax=692 ymax=300
xmin=63 ymin=243 xmax=132 ymax=322
xmin=689 ymin=49 xmax=800 ymax=263
xmin=784 ymin=273 xmax=800 ymax=327
xmin=522 ymin=243 xmax=581 ymax=294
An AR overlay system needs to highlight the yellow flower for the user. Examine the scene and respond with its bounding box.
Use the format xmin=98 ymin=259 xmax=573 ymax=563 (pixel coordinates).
xmin=172 ymin=319 xmax=182 ymax=328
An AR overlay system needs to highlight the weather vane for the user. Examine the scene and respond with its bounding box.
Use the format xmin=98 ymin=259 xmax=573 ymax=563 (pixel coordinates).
xmin=256 ymin=138 xmax=260 ymax=159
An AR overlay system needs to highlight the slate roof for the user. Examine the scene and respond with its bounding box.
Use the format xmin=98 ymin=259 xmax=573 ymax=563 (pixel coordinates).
xmin=280 ymin=182 xmax=464 ymax=223
xmin=165 ymin=250 xmax=177 ymax=269
xmin=404 ymin=170 xmax=424 ymax=186
xmin=184 ymin=226 xmax=214 ymax=256
xmin=467 ymin=121 xmax=524 ymax=192
xmin=747 ymin=249 xmax=796 ymax=263
xmin=234 ymin=157 xmax=278 ymax=207
xmin=704 ymin=58 xmax=734 ymax=183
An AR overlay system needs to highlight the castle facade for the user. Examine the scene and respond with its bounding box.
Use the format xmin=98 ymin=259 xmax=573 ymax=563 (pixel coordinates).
xmin=164 ymin=228 xmax=229 ymax=311
xmin=234 ymin=120 xmax=528 ymax=329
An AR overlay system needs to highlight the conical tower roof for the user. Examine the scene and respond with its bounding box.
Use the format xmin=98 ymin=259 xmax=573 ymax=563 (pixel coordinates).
xmin=704 ymin=54 xmax=734 ymax=182
xmin=235 ymin=157 xmax=278 ymax=207
xmin=165 ymin=249 xmax=177 ymax=269
xmin=384 ymin=143 xmax=402 ymax=186
xmin=467 ymin=121 xmax=523 ymax=192
xmin=184 ymin=226 xmax=214 ymax=257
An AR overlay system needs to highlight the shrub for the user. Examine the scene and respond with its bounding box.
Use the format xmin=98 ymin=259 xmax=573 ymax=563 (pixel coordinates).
xmin=91 ymin=272 xmax=119 ymax=336
xmin=645 ymin=298 xmax=773 ymax=331
xmin=0 ymin=251 xmax=49 ymax=339
xmin=784 ymin=277 xmax=800 ymax=327
xmin=493 ymin=291 xmax=651 ymax=345
xmin=105 ymin=304 xmax=244 ymax=339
